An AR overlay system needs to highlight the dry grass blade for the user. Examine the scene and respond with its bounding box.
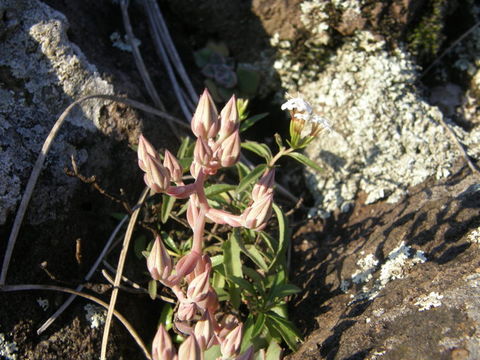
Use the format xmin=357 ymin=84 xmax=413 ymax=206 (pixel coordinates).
xmin=120 ymin=0 xmax=165 ymax=111
xmin=0 ymin=94 xmax=189 ymax=287
xmin=0 ymin=284 xmax=151 ymax=360
xmin=100 ymin=188 xmax=149 ymax=360
xmin=145 ymin=0 xmax=198 ymax=104
xmin=143 ymin=0 xmax=193 ymax=120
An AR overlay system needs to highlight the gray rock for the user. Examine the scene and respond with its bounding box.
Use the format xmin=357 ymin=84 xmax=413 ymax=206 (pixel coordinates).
xmin=0 ymin=0 xmax=134 ymax=225
xmin=293 ymin=31 xmax=480 ymax=216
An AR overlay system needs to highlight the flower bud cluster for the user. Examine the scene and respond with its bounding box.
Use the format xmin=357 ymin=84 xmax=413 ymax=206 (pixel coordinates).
xmin=190 ymin=90 xmax=241 ymax=178
xmin=138 ymin=135 xmax=184 ymax=193
xmin=139 ymin=89 xmax=280 ymax=360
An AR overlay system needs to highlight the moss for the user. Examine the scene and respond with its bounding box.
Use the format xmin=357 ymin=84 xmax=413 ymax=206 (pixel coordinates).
xmin=406 ymin=0 xmax=448 ymax=66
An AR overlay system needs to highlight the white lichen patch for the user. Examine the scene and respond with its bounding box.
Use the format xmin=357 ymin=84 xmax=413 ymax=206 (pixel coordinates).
xmin=36 ymin=298 xmax=49 ymax=312
xmin=270 ymin=27 xmax=480 ymax=217
xmin=84 ymin=304 xmax=106 ymax=329
xmin=467 ymin=226 xmax=480 ymax=244
xmin=414 ymin=292 xmax=444 ymax=311
xmin=0 ymin=333 xmax=18 ymax=360
xmin=352 ymin=253 xmax=379 ymax=284
xmin=350 ymin=242 xmax=427 ymax=301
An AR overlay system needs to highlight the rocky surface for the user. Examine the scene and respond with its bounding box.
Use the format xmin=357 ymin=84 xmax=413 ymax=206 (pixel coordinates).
xmin=289 ymin=167 xmax=480 ymax=359
xmin=0 ymin=0 xmax=142 ymax=225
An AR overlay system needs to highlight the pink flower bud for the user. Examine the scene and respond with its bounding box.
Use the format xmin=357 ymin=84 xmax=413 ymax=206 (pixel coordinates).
xmin=147 ymin=236 xmax=172 ymax=282
xmin=218 ymin=95 xmax=239 ymax=140
xmin=138 ymin=134 xmax=160 ymax=172
xmin=191 ymin=89 xmax=219 ymax=139
xmin=144 ymin=154 xmax=171 ymax=193
xmin=186 ymin=254 xmax=211 ymax=283
xmin=178 ymin=335 xmax=202 ymax=360
xmin=163 ymin=150 xmax=183 ymax=183
xmin=186 ymin=266 xmax=211 ymax=303
xmin=220 ymin=324 xmax=243 ymax=358
xmin=235 ymin=346 xmax=255 ymax=360
xmin=251 ymin=168 xmax=275 ymax=202
xmin=194 ymin=312 xmax=216 ymax=350
xmin=194 ymin=137 xmax=213 ymax=166
xmin=219 ymin=130 xmax=241 ymax=167
xmin=186 ymin=196 xmax=201 ymax=230
xmin=242 ymin=193 xmax=273 ymax=231
xmin=189 ymin=161 xmax=202 ymax=179
xmin=152 ymin=324 xmax=176 ymax=360
xmin=171 ymin=250 xmax=202 ymax=284
xmin=217 ymin=314 xmax=239 ymax=338
xmin=177 ymin=301 xmax=197 ymax=321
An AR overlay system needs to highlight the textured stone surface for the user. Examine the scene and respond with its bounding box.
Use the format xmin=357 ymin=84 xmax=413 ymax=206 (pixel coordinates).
xmin=0 ymin=0 xmax=140 ymax=225
xmin=289 ymin=169 xmax=480 ymax=359
xmin=299 ymin=31 xmax=480 ymax=217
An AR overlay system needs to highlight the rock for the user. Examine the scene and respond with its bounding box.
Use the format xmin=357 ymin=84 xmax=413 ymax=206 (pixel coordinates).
xmin=0 ymin=0 xmax=141 ymax=225
xmin=296 ymin=31 xmax=480 ymax=217
xmin=289 ymin=169 xmax=480 ymax=359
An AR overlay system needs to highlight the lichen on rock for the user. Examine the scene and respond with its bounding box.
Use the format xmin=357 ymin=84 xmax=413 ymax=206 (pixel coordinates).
xmin=0 ymin=0 xmax=126 ymax=225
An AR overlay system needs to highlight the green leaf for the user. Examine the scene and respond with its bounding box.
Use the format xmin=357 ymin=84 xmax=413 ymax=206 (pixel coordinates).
xmin=159 ymin=304 xmax=174 ymax=330
xmin=210 ymin=255 xmax=224 ymax=268
xmin=236 ymin=66 xmax=260 ymax=97
xmin=148 ymin=280 xmax=157 ymax=300
xmin=266 ymin=312 xmax=301 ymax=351
xmin=242 ymin=266 xmax=265 ymax=295
xmin=270 ymin=203 xmax=289 ymax=270
xmin=236 ymin=164 xmax=267 ymax=195
xmin=229 ymin=276 xmax=255 ymax=295
xmin=223 ymin=230 xmax=244 ymax=309
xmin=243 ymin=244 xmax=270 ymax=272
xmin=286 ymin=152 xmax=323 ymax=172
xmin=241 ymin=141 xmax=272 ymax=161
xmin=204 ymin=345 xmax=222 ymax=360
xmin=204 ymin=183 xmax=236 ymax=197
xmin=235 ymin=161 xmax=250 ymax=180
xmin=269 ymin=284 xmax=301 ymax=300
xmin=177 ymin=136 xmax=192 ymax=158
xmin=260 ymin=232 xmax=278 ymax=254
xmin=133 ymin=235 xmax=147 ymax=260
xmin=240 ymin=113 xmax=268 ymax=133
xmin=251 ymin=312 xmax=266 ymax=338
xmin=161 ymin=231 xmax=179 ymax=253
xmin=178 ymin=156 xmax=193 ymax=170
xmin=274 ymin=133 xmax=284 ymax=150
xmin=160 ymin=194 xmax=176 ymax=223
xmin=265 ymin=340 xmax=283 ymax=360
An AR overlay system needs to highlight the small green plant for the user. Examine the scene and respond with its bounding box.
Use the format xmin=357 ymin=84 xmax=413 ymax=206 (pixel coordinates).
xmin=194 ymin=41 xmax=260 ymax=102
xmin=138 ymin=90 xmax=328 ymax=359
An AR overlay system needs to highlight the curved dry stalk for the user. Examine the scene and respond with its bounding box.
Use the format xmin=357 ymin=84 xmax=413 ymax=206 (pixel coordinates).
xmin=120 ymin=0 xmax=165 ymax=112
xmin=0 ymin=284 xmax=151 ymax=360
xmin=37 ymin=214 xmax=129 ymax=334
xmin=0 ymin=94 xmax=189 ymax=286
xmin=101 ymin=188 xmax=149 ymax=360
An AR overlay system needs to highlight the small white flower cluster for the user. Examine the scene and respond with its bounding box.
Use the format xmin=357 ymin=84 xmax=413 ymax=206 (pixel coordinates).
xmin=414 ymin=292 xmax=444 ymax=311
xmin=281 ymin=97 xmax=313 ymax=115
xmin=281 ymin=96 xmax=331 ymax=132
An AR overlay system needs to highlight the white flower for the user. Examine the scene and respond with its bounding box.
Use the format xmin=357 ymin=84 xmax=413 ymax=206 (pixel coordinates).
xmin=281 ymin=97 xmax=313 ymax=114
xmin=311 ymin=115 xmax=332 ymax=131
